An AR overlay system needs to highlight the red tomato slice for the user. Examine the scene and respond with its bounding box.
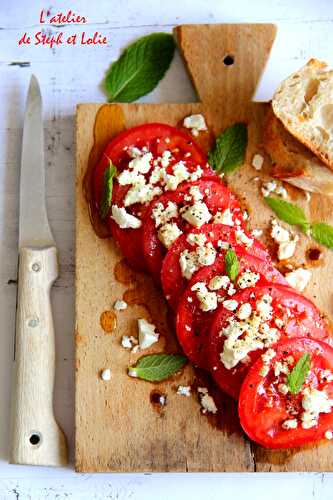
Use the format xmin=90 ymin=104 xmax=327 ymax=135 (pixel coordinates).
xmin=209 ymin=284 xmax=329 ymax=400
xmin=93 ymin=123 xmax=214 ymax=271
xmin=239 ymin=337 xmax=333 ymax=449
xmin=161 ymin=223 xmax=273 ymax=311
xmin=176 ymin=252 xmax=287 ymax=369
xmin=142 ymin=179 xmax=244 ymax=283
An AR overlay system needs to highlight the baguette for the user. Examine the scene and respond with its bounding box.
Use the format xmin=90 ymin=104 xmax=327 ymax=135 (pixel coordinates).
xmin=263 ymin=106 xmax=333 ymax=196
xmin=272 ymin=59 xmax=333 ymax=170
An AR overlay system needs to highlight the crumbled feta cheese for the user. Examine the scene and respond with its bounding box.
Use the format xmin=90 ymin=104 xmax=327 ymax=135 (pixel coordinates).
xmin=113 ymin=299 xmax=128 ymax=311
xmin=214 ymin=208 xmax=234 ymax=226
xmin=128 ymin=146 xmax=142 ymax=158
xmin=262 ymin=180 xmax=288 ymax=199
xmin=179 ymin=243 xmax=217 ymax=279
xmin=237 ymin=303 xmax=252 ymax=320
xmin=189 ymin=165 xmax=204 ymax=182
xmin=235 ymin=229 xmax=253 ymax=247
xmin=160 ymin=150 xmax=172 ymax=168
xmin=158 ymin=222 xmax=183 ymax=248
xmin=256 ymin=294 xmax=273 ymax=321
xmin=325 ymin=430 xmax=333 ymax=440
xmin=285 ymin=268 xmax=311 ymax=292
xmin=128 ymin=151 xmax=153 ymax=174
xmin=191 ymin=282 xmax=218 ymax=312
xmin=111 ymin=205 xmax=142 ymax=229
xmin=100 ymin=369 xmax=111 ymax=381
xmin=121 ymin=335 xmax=138 ymax=349
xmin=278 ymin=239 xmax=299 ymax=260
xmin=165 ymin=161 xmax=190 ymax=190
xmin=282 ymin=419 xmax=298 ymax=430
xmin=271 ymin=220 xmax=298 ymax=260
xmin=251 ymin=228 xmax=263 ymax=238
xmin=320 ymin=370 xmax=333 ymax=382
xmin=271 ymin=220 xmax=290 ymax=243
xmin=186 ymin=232 xmax=207 ymax=247
xmin=137 ymin=319 xmax=159 ymax=350
xmin=223 ymin=299 xmax=239 ymax=311
xmin=197 ymin=387 xmax=218 ymax=414
xmin=124 ymin=182 xmax=162 ymax=206
xmin=301 ymin=387 xmax=333 ymax=429
xmin=237 ymin=270 xmax=260 ymax=289
xmin=183 ymin=114 xmax=208 ymax=136
xmin=252 ymin=153 xmax=264 ymax=171
xmin=152 ymin=201 xmax=178 ymax=227
xmin=261 ymin=348 xmax=277 ymax=365
xmin=181 ymin=201 xmax=212 ymax=228
xmin=189 ymin=185 xmax=204 ymax=201
xmin=275 ymin=318 xmax=284 ymax=329
xmin=177 ymin=385 xmax=191 ymax=397
xmin=118 ymin=170 xmax=145 ymax=186
xmin=208 ymin=275 xmax=230 ymax=291
xmin=274 ymin=360 xmax=290 ymax=377
xmin=149 ymin=165 xmax=167 ymax=185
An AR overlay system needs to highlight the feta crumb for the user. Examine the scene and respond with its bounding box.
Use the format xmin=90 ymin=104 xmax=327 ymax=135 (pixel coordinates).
xmin=197 ymin=387 xmax=218 ymax=414
xmin=137 ymin=319 xmax=159 ymax=350
xmin=208 ymin=275 xmax=230 ymax=291
xmin=271 ymin=220 xmax=290 ymax=243
xmin=261 ymin=348 xmax=276 ymax=365
xmin=282 ymin=419 xmax=298 ymax=430
xmin=252 ymin=153 xmax=264 ymax=171
xmin=158 ymin=222 xmax=183 ymax=248
xmin=223 ymin=299 xmax=238 ymax=311
xmin=237 ymin=270 xmax=260 ymax=289
xmin=113 ymin=299 xmax=128 ymax=311
xmin=121 ymin=335 xmax=138 ymax=349
xmin=235 ymin=229 xmax=253 ymax=247
xmin=177 ymin=385 xmax=191 ymax=397
xmin=189 ymin=185 xmax=204 ymax=201
xmin=325 ymin=430 xmax=333 ymax=440
xmin=256 ymin=294 xmax=273 ymax=321
xmin=237 ymin=303 xmax=252 ymax=320
xmin=183 ymin=114 xmax=208 ymax=136
xmin=301 ymin=387 xmax=333 ymax=429
xmin=214 ymin=208 xmax=234 ymax=226
xmin=275 ymin=318 xmax=284 ymax=329
xmin=186 ymin=232 xmax=207 ymax=247
xmin=262 ymin=180 xmax=288 ymax=199
xmin=152 ymin=201 xmax=178 ymax=227
xmin=251 ymin=228 xmax=263 ymax=238
xmin=111 ymin=205 xmax=142 ymax=229
xmin=191 ymin=282 xmax=218 ymax=312
xmin=100 ymin=369 xmax=111 ymax=381
xmin=181 ymin=201 xmax=212 ymax=228
xmin=285 ymin=268 xmax=311 ymax=292
xmin=160 ymin=150 xmax=172 ymax=167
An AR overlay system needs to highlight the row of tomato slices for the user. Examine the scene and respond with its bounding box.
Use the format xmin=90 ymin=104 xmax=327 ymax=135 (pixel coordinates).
xmin=92 ymin=122 xmax=333 ymax=449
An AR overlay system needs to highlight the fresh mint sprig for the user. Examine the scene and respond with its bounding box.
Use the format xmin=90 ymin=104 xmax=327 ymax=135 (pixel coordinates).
xmin=128 ymin=353 xmax=187 ymax=382
xmin=287 ymin=353 xmax=311 ymax=394
xmin=104 ymin=33 xmax=175 ymax=102
xmin=224 ymin=249 xmax=239 ymax=282
xmin=208 ymin=123 xmax=248 ymax=174
xmin=100 ymin=161 xmax=117 ymax=219
xmin=265 ymin=196 xmax=333 ymax=249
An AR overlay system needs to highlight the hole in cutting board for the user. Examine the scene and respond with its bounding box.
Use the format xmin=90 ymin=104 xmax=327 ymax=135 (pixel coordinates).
xmin=223 ymin=55 xmax=234 ymax=66
xmin=29 ymin=432 xmax=41 ymax=446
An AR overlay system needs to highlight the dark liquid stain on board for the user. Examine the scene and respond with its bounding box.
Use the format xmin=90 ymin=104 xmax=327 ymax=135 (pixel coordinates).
xmin=306 ymin=247 xmax=323 ymax=266
xmin=150 ymin=390 xmax=167 ymax=415
xmin=83 ymin=104 xmax=126 ymax=239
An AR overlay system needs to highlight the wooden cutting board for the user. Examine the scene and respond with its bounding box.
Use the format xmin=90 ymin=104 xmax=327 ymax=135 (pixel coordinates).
xmin=75 ymin=24 xmax=333 ymax=472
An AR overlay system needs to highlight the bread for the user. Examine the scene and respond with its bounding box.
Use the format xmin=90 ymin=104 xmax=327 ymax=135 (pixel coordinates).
xmin=263 ymin=106 xmax=333 ymax=196
xmin=272 ymin=59 xmax=333 ymax=170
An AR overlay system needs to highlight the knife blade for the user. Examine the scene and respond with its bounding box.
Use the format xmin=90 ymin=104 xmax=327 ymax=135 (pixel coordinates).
xmin=10 ymin=75 xmax=68 ymax=466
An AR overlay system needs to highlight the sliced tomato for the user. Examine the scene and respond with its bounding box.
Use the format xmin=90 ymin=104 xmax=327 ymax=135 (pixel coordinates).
xmin=93 ymin=123 xmax=214 ymax=271
xmin=161 ymin=223 xmax=276 ymax=311
xmin=209 ymin=284 xmax=329 ymax=400
xmin=142 ymin=179 xmax=244 ymax=283
xmin=239 ymin=337 xmax=333 ymax=449
xmin=176 ymin=252 xmax=287 ymax=370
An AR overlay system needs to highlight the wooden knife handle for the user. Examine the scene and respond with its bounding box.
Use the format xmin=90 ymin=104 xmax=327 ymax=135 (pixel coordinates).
xmin=10 ymin=246 xmax=68 ymax=466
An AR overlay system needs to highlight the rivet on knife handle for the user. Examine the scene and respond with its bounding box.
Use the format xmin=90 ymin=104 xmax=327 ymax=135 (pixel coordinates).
xmin=10 ymin=246 xmax=67 ymax=466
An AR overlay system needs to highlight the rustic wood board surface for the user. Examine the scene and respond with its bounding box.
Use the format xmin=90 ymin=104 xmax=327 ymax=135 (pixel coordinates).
xmin=75 ymin=24 xmax=333 ymax=472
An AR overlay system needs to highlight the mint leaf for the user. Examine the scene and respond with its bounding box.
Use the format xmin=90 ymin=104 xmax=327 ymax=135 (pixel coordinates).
xmin=287 ymin=353 xmax=311 ymax=394
xmin=104 ymin=33 xmax=175 ymax=102
xmin=128 ymin=353 xmax=187 ymax=382
xmin=100 ymin=161 xmax=117 ymax=219
xmin=208 ymin=123 xmax=247 ymax=174
xmin=265 ymin=197 xmax=310 ymax=230
xmin=225 ymin=249 xmax=239 ymax=282
xmin=311 ymin=222 xmax=333 ymax=249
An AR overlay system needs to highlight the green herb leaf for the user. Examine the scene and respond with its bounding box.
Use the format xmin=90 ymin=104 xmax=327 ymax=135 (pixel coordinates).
xmin=128 ymin=353 xmax=187 ymax=382
xmin=100 ymin=161 xmax=117 ymax=219
xmin=225 ymin=249 xmax=239 ymax=282
xmin=208 ymin=123 xmax=248 ymax=174
xmin=264 ymin=197 xmax=310 ymax=231
xmin=311 ymin=222 xmax=333 ymax=249
xmin=287 ymin=353 xmax=311 ymax=395
xmin=104 ymin=33 xmax=176 ymax=102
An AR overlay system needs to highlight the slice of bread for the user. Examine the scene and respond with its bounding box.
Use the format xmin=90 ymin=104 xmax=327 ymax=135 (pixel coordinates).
xmin=263 ymin=106 xmax=333 ymax=196
xmin=272 ymin=59 xmax=333 ymax=170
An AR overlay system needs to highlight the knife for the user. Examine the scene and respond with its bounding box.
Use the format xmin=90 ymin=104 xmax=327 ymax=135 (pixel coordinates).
xmin=10 ymin=75 xmax=68 ymax=466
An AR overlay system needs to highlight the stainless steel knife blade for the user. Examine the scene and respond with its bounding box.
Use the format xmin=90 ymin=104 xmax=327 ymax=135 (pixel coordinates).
xmin=19 ymin=74 xmax=55 ymax=248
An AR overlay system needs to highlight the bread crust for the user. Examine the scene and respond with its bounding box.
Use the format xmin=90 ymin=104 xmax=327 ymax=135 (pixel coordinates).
xmin=272 ymin=59 xmax=333 ymax=170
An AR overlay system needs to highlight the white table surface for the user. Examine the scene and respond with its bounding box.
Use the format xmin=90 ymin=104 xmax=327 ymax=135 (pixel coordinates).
xmin=1 ymin=0 xmax=333 ymax=497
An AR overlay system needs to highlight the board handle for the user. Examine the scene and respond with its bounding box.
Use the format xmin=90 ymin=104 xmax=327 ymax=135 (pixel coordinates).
xmin=10 ymin=246 xmax=67 ymax=466
xmin=175 ymin=24 xmax=277 ymax=128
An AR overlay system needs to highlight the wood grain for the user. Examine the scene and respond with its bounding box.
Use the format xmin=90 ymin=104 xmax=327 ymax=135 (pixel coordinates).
xmin=10 ymin=247 xmax=67 ymax=466
xmin=75 ymin=23 xmax=333 ymax=472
